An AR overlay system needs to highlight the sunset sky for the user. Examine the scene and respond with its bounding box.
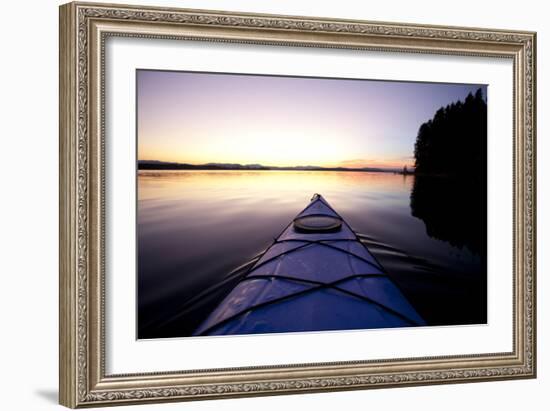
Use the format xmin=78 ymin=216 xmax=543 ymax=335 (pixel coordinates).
xmin=137 ymin=70 xmax=486 ymax=170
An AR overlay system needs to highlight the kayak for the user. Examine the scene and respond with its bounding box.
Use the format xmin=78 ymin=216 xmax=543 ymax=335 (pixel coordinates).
xmin=193 ymin=194 xmax=425 ymax=336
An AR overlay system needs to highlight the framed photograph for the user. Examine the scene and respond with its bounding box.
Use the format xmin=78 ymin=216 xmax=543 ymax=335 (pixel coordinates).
xmin=59 ymin=2 xmax=537 ymax=408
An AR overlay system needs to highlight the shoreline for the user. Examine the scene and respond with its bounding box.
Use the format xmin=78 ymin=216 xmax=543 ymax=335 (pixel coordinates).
xmin=137 ymin=165 xmax=405 ymax=174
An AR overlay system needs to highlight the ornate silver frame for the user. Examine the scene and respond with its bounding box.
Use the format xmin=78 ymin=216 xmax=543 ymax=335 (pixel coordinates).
xmin=59 ymin=2 xmax=536 ymax=408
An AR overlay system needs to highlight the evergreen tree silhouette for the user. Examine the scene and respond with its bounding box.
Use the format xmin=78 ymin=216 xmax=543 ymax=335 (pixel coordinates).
xmin=410 ymin=88 xmax=487 ymax=255
xmin=414 ymin=88 xmax=487 ymax=177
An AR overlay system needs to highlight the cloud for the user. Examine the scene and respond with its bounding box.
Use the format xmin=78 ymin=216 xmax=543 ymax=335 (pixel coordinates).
xmin=340 ymin=159 xmax=373 ymax=166
xmin=338 ymin=157 xmax=415 ymax=169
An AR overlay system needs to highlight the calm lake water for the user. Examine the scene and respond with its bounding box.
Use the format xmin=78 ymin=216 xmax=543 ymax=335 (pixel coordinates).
xmin=138 ymin=170 xmax=486 ymax=339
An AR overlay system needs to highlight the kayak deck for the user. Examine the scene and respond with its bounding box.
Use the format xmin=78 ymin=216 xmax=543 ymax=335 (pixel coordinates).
xmin=193 ymin=194 xmax=425 ymax=336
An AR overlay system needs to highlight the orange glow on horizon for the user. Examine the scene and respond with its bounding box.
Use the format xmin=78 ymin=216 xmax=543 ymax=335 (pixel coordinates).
xmin=138 ymin=132 xmax=415 ymax=170
xmin=137 ymin=152 xmax=414 ymax=170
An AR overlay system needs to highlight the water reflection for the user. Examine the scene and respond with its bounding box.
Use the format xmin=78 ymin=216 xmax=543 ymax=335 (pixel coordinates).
xmin=138 ymin=170 xmax=486 ymax=339
xmin=410 ymin=175 xmax=487 ymax=255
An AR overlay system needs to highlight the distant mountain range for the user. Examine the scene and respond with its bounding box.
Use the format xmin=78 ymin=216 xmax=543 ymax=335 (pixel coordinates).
xmin=138 ymin=160 xmax=401 ymax=173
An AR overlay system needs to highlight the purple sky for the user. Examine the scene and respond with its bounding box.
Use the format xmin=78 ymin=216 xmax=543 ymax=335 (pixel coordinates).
xmin=137 ymin=70 xmax=486 ymax=169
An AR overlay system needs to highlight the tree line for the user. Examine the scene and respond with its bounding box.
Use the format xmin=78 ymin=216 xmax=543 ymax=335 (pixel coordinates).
xmin=413 ymin=88 xmax=487 ymax=177
xmin=409 ymin=88 xmax=487 ymax=255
